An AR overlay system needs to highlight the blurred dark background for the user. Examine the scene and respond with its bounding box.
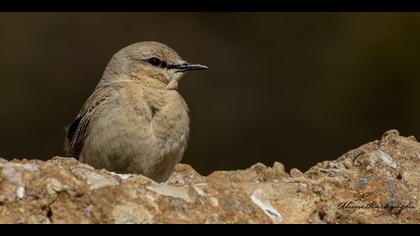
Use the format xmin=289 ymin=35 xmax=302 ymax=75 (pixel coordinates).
xmin=1 ymin=13 xmax=420 ymax=175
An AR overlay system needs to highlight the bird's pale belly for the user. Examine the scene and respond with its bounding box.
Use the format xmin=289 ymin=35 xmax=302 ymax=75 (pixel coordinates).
xmin=79 ymin=104 xmax=189 ymax=182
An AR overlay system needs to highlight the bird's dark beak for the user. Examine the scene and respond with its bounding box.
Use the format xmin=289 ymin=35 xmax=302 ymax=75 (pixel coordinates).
xmin=176 ymin=63 xmax=208 ymax=72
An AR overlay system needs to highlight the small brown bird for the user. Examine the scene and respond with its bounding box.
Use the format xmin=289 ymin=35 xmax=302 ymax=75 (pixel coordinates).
xmin=64 ymin=41 xmax=208 ymax=182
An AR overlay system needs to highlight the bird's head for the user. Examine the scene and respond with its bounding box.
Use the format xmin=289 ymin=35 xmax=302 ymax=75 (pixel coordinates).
xmin=102 ymin=41 xmax=208 ymax=90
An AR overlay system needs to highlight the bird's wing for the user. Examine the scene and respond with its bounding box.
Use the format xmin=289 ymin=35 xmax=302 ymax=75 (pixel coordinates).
xmin=64 ymin=86 xmax=115 ymax=158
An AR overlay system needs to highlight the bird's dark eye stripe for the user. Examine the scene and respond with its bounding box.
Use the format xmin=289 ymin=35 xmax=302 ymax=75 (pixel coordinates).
xmin=166 ymin=64 xmax=178 ymax=69
xmin=147 ymin=57 xmax=180 ymax=70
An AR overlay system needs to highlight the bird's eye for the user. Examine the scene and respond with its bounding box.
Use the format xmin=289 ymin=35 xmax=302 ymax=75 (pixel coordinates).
xmin=148 ymin=57 xmax=161 ymax=66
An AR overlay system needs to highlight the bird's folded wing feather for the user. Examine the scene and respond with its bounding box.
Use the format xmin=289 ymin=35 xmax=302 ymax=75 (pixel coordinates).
xmin=65 ymin=86 xmax=115 ymax=158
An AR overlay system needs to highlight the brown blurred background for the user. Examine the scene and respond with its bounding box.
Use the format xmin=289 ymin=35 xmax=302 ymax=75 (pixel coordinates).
xmin=1 ymin=13 xmax=419 ymax=175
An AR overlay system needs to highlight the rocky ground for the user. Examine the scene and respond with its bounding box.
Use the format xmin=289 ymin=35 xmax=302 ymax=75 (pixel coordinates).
xmin=0 ymin=130 xmax=418 ymax=224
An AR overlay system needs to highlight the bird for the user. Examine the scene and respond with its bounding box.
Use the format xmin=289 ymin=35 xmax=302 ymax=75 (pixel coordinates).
xmin=64 ymin=41 xmax=208 ymax=182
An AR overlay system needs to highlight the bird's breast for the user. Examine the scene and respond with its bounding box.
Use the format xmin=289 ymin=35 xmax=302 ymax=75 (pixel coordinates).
xmin=147 ymin=91 xmax=190 ymax=156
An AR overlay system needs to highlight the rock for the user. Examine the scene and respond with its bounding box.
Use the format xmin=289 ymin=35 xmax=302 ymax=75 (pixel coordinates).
xmin=0 ymin=130 xmax=419 ymax=223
